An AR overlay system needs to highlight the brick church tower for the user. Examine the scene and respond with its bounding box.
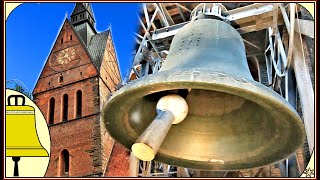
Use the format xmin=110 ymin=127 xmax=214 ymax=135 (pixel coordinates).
xmin=33 ymin=3 xmax=130 ymax=177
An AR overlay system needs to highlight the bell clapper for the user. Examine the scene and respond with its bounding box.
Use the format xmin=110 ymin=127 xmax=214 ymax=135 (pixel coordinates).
xmin=12 ymin=157 xmax=20 ymax=176
xmin=131 ymin=94 xmax=188 ymax=161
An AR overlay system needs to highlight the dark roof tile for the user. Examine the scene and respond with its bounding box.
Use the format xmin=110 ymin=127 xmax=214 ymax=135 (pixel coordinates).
xmin=71 ymin=3 xmax=95 ymax=21
xmin=87 ymin=30 xmax=110 ymax=69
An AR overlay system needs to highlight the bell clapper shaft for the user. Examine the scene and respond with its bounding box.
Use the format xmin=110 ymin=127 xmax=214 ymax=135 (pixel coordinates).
xmin=12 ymin=157 xmax=20 ymax=177
xmin=131 ymin=94 xmax=188 ymax=161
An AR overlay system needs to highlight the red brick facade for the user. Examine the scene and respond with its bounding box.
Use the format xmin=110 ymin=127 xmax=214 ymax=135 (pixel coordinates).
xmin=33 ymin=18 xmax=130 ymax=177
xmin=103 ymin=142 xmax=131 ymax=177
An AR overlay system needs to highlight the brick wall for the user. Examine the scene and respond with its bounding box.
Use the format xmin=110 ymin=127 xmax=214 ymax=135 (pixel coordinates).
xmin=104 ymin=142 xmax=131 ymax=177
xmin=34 ymin=77 xmax=100 ymax=125
xmin=33 ymin=18 xmax=129 ymax=177
xmin=33 ymin=20 xmax=98 ymax=95
xmin=45 ymin=116 xmax=100 ymax=177
xmin=34 ymin=76 xmax=103 ymax=177
xmin=98 ymin=34 xmax=130 ymax=177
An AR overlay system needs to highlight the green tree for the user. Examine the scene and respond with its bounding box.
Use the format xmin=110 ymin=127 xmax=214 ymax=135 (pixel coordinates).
xmin=14 ymin=84 xmax=32 ymax=99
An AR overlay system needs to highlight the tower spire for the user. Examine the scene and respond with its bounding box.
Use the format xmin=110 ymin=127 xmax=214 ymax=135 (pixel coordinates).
xmin=70 ymin=3 xmax=97 ymax=46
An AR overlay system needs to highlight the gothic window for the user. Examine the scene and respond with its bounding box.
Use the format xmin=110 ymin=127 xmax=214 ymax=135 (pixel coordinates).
xmin=62 ymin=94 xmax=68 ymax=121
xmin=60 ymin=149 xmax=70 ymax=176
xmin=61 ymin=38 xmax=63 ymax=44
xmin=76 ymin=90 xmax=82 ymax=118
xmin=70 ymin=35 xmax=72 ymax=41
xmin=49 ymin=97 xmax=55 ymax=125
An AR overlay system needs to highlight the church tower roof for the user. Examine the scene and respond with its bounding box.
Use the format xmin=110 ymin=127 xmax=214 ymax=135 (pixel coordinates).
xmin=70 ymin=3 xmax=97 ymax=46
xmin=70 ymin=3 xmax=95 ymax=24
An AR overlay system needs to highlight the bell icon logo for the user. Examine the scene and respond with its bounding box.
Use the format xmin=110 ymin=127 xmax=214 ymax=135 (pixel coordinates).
xmin=5 ymin=89 xmax=50 ymax=177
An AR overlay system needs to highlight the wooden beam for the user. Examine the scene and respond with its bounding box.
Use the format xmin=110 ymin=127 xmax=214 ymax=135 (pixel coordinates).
xmin=177 ymin=167 xmax=190 ymax=177
xmin=141 ymin=161 xmax=151 ymax=177
xmin=227 ymin=3 xmax=272 ymax=15
xmin=271 ymin=3 xmax=279 ymax=35
xmin=176 ymin=5 xmax=186 ymax=21
xmin=295 ymin=19 xmax=314 ymax=39
xmin=159 ymin=3 xmax=175 ymax=25
xmin=234 ymin=10 xmax=274 ymax=25
xmin=292 ymin=33 xmax=314 ymax=153
xmin=163 ymin=164 xmax=169 ymax=176
xmin=174 ymin=3 xmax=192 ymax=13
xmin=155 ymin=3 xmax=170 ymax=27
xmin=143 ymin=3 xmax=150 ymax=27
xmin=279 ymin=3 xmax=291 ymax=31
xmin=129 ymin=153 xmax=139 ymax=177
xmin=237 ymin=16 xmax=284 ymax=34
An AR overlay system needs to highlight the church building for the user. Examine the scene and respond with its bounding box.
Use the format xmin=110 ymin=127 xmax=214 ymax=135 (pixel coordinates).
xmin=32 ymin=3 xmax=130 ymax=177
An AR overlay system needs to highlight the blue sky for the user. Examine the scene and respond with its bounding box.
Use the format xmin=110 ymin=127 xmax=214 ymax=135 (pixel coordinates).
xmin=6 ymin=3 xmax=140 ymax=93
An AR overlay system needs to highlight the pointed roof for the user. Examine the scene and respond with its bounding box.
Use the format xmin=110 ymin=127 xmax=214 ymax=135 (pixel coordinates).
xmin=87 ymin=30 xmax=110 ymax=69
xmin=71 ymin=3 xmax=95 ymax=22
xmin=69 ymin=3 xmax=107 ymax=69
xmin=33 ymin=4 xmax=120 ymax=95
xmin=68 ymin=18 xmax=109 ymax=70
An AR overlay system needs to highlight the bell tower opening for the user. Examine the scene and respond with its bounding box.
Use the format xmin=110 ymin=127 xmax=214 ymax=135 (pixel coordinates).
xmin=70 ymin=3 xmax=97 ymax=46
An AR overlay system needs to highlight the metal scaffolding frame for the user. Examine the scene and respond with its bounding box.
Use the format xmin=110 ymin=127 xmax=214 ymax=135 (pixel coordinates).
xmin=127 ymin=3 xmax=314 ymax=177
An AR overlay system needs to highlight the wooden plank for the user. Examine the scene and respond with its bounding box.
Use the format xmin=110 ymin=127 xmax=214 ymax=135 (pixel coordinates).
xmin=177 ymin=167 xmax=190 ymax=177
xmin=292 ymin=33 xmax=314 ymax=153
xmin=271 ymin=3 xmax=279 ymax=35
xmin=160 ymin=3 xmax=175 ymax=25
xmin=129 ymin=153 xmax=139 ymax=177
xmin=237 ymin=17 xmax=284 ymax=34
xmin=295 ymin=19 xmax=314 ymax=39
xmin=227 ymin=3 xmax=272 ymax=15
xmin=174 ymin=3 xmax=192 ymax=13
xmin=141 ymin=161 xmax=151 ymax=177
xmin=155 ymin=3 xmax=169 ymax=27
xmin=176 ymin=5 xmax=186 ymax=21
xmin=162 ymin=164 xmax=169 ymax=176
xmin=234 ymin=10 xmax=278 ymax=26
xmin=282 ymin=31 xmax=306 ymax=176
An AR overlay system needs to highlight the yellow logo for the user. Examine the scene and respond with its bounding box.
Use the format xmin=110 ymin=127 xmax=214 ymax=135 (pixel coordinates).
xmin=5 ymin=89 xmax=50 ymax=177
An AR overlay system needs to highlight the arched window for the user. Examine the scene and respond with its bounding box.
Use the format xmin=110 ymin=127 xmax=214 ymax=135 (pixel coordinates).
xmin=76 ymin=90 xmax=82 ymax=118
xmin=60 ymin=149 xmax=70 ymax=176
xmin=49 ymin=97 xmax=55 ymax=125
xmin=62 ymin=94 xmax=68 ymax=121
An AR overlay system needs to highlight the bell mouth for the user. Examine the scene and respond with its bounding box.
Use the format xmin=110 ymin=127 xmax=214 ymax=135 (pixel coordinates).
xmin=103 ymin=70 xmax=306 ymax=170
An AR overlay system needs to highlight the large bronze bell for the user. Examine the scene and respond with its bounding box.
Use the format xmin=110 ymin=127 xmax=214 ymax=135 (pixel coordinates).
xmin=103 ymin=19 xmax=306 ymax=170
